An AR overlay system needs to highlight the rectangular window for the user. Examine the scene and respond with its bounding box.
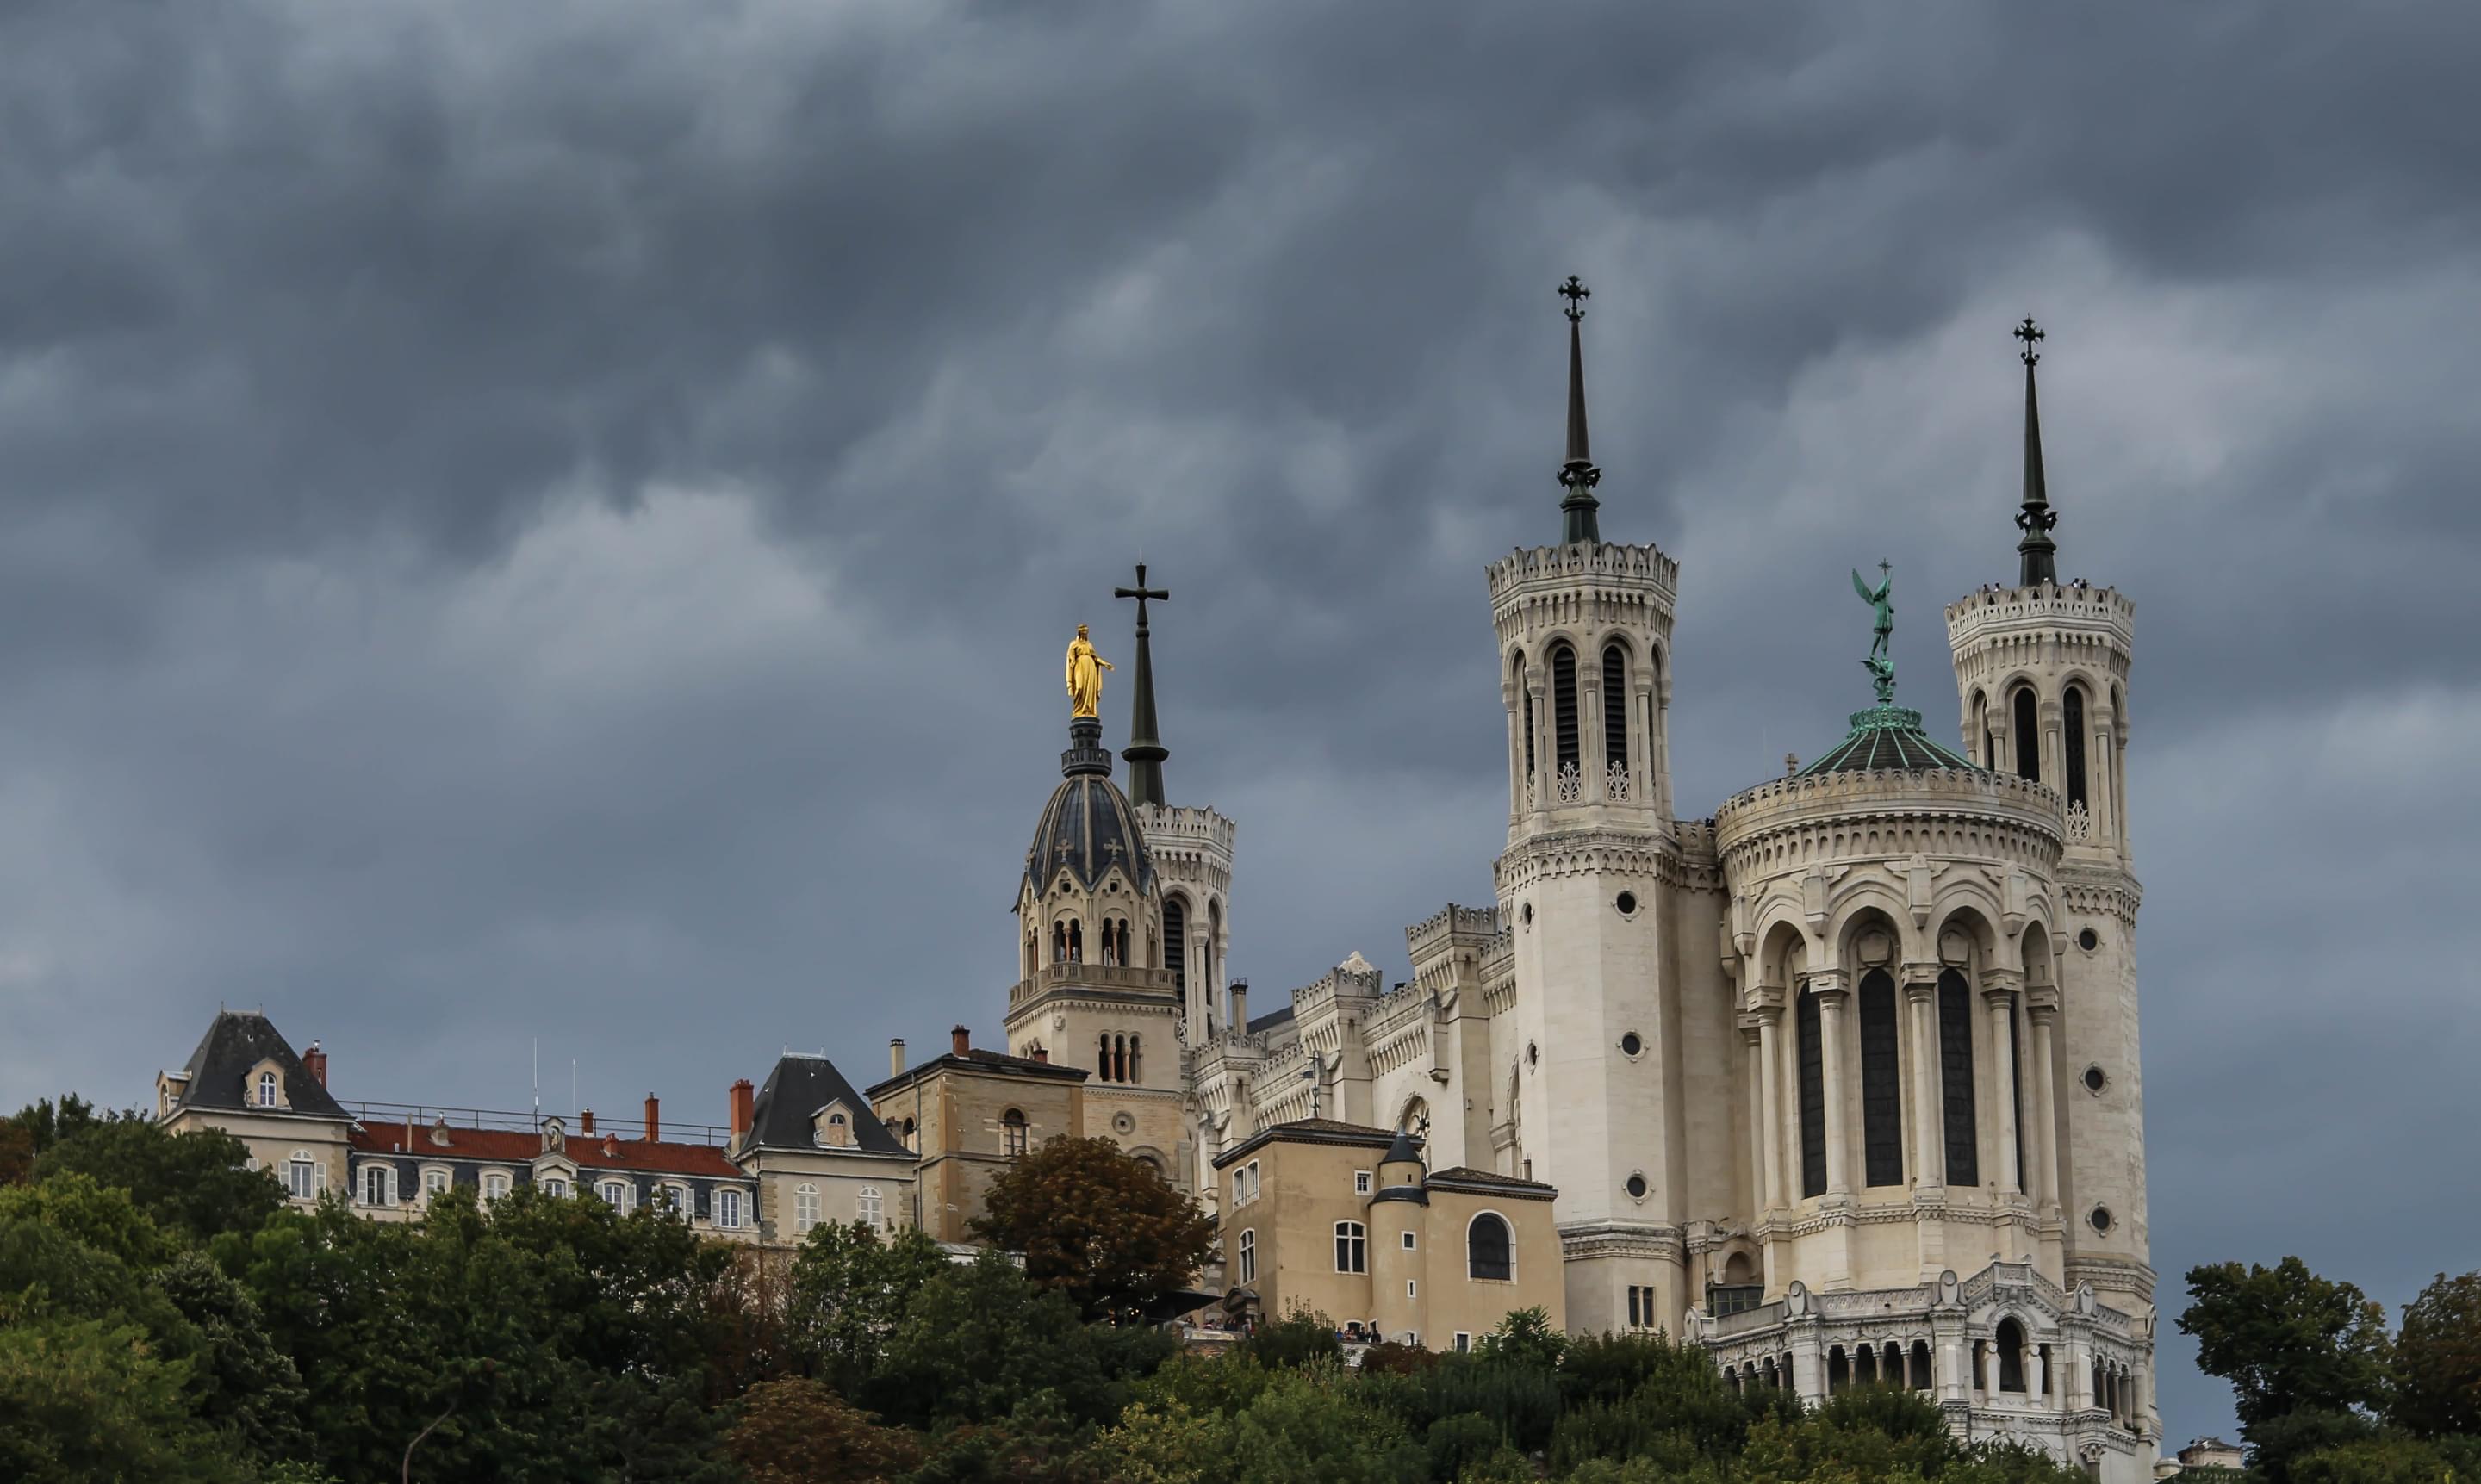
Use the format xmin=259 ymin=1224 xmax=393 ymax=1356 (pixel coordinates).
xmin=1628 ymin=1286 xmax=1642 ymax=1328
xmin=1238 ymin=1229 xmax=1256 ymax=1284
xmin=715 ymin=1189 xmax=743 ymax=1228
xmin=288 ymin=1158 xmax=317 ymax=1201
xmin=426 ymin=1170 xmax=450 ymax=1196
xmin=1797 ymin=988 xmax=1827 ymax=1198
xmin=1454 ymin=1332 xmax=1471 ymax=1353
xmin=1334 ymin=1221 xmax=1366 ymax=1274
xmin=362 ymin=1165 xmax=390 ymax=1207
xmin=484 ymin=1172 xmax=509 ymax=1201
xmin=541 ymin=1178 xmax=569 ymax=1199
xmin=1353 ymin=1170 xmax=1372 ymax=1195
xmin=795 ymin=1185 xmax=821 ymax=1232
xmin=1401 ymin=1231 xmax=1415 ymax=1250
xmin=858 ymin=1188 xmax=884 ymax=1226
xmin=1407 ymin=1280 xmax=1416 ymax=1298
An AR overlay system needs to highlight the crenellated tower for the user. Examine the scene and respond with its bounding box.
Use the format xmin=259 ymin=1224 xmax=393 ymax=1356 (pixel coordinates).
xmin=1489 ymin=276 xmax=1695 ymax=1335
xmin=1944 ymin=320 xmax=2151 ymax=1327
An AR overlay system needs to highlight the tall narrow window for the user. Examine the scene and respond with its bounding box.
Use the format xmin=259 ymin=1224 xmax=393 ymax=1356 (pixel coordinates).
xmin=1796 ymin=986 xmax=1827 ymax=1198
xmin=1163 ymin=897 xmax=1188 ymax=1005
xmin=1972 ymin=692 xmax=1991 ymax=769
xmin=2064 ymin=686 xmax=2088 ymax=808
xmin=1467 ymin=1214 xmax=1513 ymax=1281
xmin=794 ymin=1183 xmax=820 ymax=1232
xmin=257 ymin=1071 xmax=278 ymax=1108
xmin=714 ymin=1188 xmax=742 ymax=1228
xmin=1859 ymin=969 xmax=1905 ymax=1187
xmin=2012 ymin=687 xmax=2041 ymax=782
xmin=1129 ymin=1036 xmax=1141 ymax=1084
xmin=1601 ymin=642 xmax=1630 ymax=775
xmin=1551 ymin=644 xmax=1581 ymax=783
xmin=1997 ymin=1318 xmax=2027 ymax=1392
xmin=1514 ymin=649 xmax=1533 ymax=780
xmin=1334 ymin=1220 xmax=1366 ymax=1273
xmin=1237 ymin=1228 xmax=1256 ymax=1283
xmin=1002 ymin=1108 xmax=1029 ymax=1158
xmin=857 ymin=1188 xmax=883 ymax=1226
xmin=1938 ymin=970 xmax=1980 ymax=1187
xmin=2009 ymin=1000 xmax=2026 ymax=1189
xmin=363 ymin=1165 xmax=390 ymax=1206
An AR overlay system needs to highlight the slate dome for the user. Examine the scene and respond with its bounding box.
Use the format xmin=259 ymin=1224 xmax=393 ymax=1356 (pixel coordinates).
xmin=1024 ymin=717 xmax=1155 ymax=896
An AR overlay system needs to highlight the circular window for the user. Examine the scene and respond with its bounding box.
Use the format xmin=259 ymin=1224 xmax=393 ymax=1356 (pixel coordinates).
xmin=2081 ymin=1065 xmax=2108 ymax=1095
xmin=1625 ymin=1173 xmax=1649 ymax=1200
xmin=1614 ymin=891 xmax=1638 ymax=916
xmin=2088 ymin=1205 xmax=2114 ymax=1234
xmin=2077 ymin=928 xmax=2100 ymax=952
xmin=1111 ymin=1111 xmax=1136 ymax=1135
xmin=1619 ymin=1032 xmax=1644 ymax=1059
xmin=1526 ymin=1041 xmax=1539 ymax=1068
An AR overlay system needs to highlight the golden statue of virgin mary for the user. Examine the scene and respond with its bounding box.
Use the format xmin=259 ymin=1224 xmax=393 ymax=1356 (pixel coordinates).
xmin=1065 ymin=624 xmax=1114 ymax=717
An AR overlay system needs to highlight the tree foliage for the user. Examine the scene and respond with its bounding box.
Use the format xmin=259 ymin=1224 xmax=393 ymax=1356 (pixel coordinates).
xmin=2391 ymin=1269 xmax=2481 ymax=1439
xmin=2180 ymin=1257 xmax=2393 ymax=1432
xmin=35 ymin=1115 xmax=283 ymax=1245
xmin=969 ymin=1135 xmax=1216 ymax=1322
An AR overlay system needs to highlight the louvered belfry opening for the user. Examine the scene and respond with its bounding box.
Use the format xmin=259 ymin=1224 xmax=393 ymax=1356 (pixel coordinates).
xmin=1796 ymin=986 xmax=1826 ymax=1198
xmin=2064 ymin=685 xmax=2088 ymax=808
xmin=1514 ymin=650 xmax=1533 ymax=780
xmin=1163 ymin=897 xmax=1187 ymax=1004
xmin=1601 ymin=643 xmax=1629 ymax=776
xmin=1938 ymin=969 xmax=1980 ymax=1187
xmin=2012 ymin=686 xmax=2041 ymax=781
xmin=1551 ymin=644 xmax=1580 ymax=776
xmin=1859 ymin=969 xmax=1905 ymax=1187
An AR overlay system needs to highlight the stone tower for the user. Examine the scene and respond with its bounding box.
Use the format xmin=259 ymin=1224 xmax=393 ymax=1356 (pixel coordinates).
xmin=1489 ymin=277 xmax=1688 ymax=1334
xmin=1004 ymin=710 xmax=1188 ymax=1184
xmin=1943 ymin=320 xmax=2150 ymax=1319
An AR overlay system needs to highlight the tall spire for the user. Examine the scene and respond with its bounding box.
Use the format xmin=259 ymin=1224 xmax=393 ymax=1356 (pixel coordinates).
xmin=2014 ymin=317 xmax=2057 ymax=587
xmin=1557 ymin=276 xmax=1601 ymax=544
xmin=1114 ymin=562 xmax=1172 ymax=808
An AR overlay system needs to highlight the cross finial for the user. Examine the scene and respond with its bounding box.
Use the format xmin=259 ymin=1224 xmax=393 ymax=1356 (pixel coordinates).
xmin=2015 ymin=316 xmax=2043 ymax=366
xmin=1558 ymin=275 xmax=1590 ymax=324
xmin=1879 ymin=558 xmax=1892 ymax=583
xmin=1113 ymin=562 xmax=1170 ymax=631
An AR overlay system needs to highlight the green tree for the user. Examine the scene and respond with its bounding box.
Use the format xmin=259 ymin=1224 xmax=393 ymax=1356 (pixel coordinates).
xmin=969 ymin=1135 xmax=1216 ymax=1322
xmin=0 ymin=1095 xmax=100 ymax=1184
xmin=723 ymin=1377 xmax=922 ymax=1483
xmin=2391 ymin=1269 xmax=2481 ymax=1438
xmin=2181 ymin=1258 xmax=2393 ymax=1433
xmin=0 ymin=1319 xmax=252 ymax=1484
xmin=785 ymin=1220 xmax=951 ymax=1393
xmin=1240 ymin=1308 xmax=1343 ymax=1371
xmin=869 ymin=1251 xmax=1173 ymax=1430
xmin=35 ymin=1114 xmax=283 ymax=1245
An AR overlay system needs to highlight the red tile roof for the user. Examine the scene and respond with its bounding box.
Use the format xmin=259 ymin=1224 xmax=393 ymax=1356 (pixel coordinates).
xmin=348 ymin=1123 xmax=741 ymax=1179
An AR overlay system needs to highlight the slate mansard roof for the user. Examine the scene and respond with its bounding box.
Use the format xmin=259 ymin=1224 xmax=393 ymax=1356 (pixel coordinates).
xmin=744 ymin=1052 xmax=914 ymax=1156
xmin=168 ymin=1010 xmax=350 ymax=1121
xmin=1024 ymin=772 xmax=1155 ymax=897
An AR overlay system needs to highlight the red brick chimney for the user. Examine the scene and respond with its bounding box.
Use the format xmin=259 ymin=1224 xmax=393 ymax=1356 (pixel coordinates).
xmin=950 ymin=1024 xmax=970 ymax=1056
xmin=580 ymin=1108 xmax=595 ymax=1135
xmin=643 ymin=1094 xmax=659 ymax=1143
xmin=302 ymin=1040 xmax=328 ymax=1088
xmin=728 ymin=1079 xmax=755 ymax=1139
xmin=1032 ymin=1046 xmax=1049 ymax=1064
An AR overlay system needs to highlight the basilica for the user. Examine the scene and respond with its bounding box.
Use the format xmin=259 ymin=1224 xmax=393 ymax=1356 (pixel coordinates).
xmin=1010 ymin=291 xmax=2157 ymax=1479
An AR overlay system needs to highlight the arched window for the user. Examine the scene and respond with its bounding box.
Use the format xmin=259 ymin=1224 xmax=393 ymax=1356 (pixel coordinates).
xmin=1859 ymin=969 xmax=1905 ymax=1187
xmin=599 ymin=1179 xmax=629 ymax=1210
xmin=363 ymin=1164 xmax=391 ymax=1206
xmin=1098 ymin=1032 xmax=1112 ymax=1082
xmin=1334 ymin=1220 xmax=1366 ymax=1274
xmin=1971 ymin=691 xmax=1991 ymax=769
xmin=1601 ymin=642 xmax=1630 ymax=777
xmin=1938 ymin=969 xmax=1980 ymax=1187
xmin=483 ymin=1170 xmax=509 ymax=1202
xmin=793 ymin=1183 xmax=820 ymax=1232
xmin=1129 ymin=1035 xmax=1141 ymax=1084
xmin=257 ymin=1070 xmax=279 ymax=1108
xmin=1067 ymin=919 xmax=1083 ymax=962
xmin=857 ymin=1187 xmax=883 ymax=1226
xmin=1467 ymin=1212 xmax=1513 ymax=1281
xmin=1997 ymin=1317 xmax=2027 ymax=1392
xmin=2012 ymin=686 xmax=2040 ymax=781
xmin=1163 ymin=897 xmax=1188 ymax=1004
xmin=1828 ymin=1346 xmax=1850 ymax=1394
xmin=1795 ymin=985 xmax=1826 ymax=1198
xmin=540 ymin=1177 xmax=569 ymax=1200
xmin=1550 ymin=644 xmax=1581 ymax=787
xmin=714 ymin=1188 xmax=743 ymax=1228
xmin=2064 ymin=685 xmax=2089 ymax=808
xmin=1514 ymin=649 xmax=1533 ymax=782
xmin=287 ymin=1151 xmax=319 ymax=1201
xmin=1002 ymin=1108 xmax=1029 ymax=1158
xmin=1912 ymin=1339 xmax=1934 ymax=1390
xmin=1052 ymin=921 xmax=1066 ymax=965
xmin=1237 ymin=1227 xmax=1256 ymax=1283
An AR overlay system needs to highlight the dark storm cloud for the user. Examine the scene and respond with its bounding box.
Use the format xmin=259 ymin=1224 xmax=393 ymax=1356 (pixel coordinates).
xmin=3 ymin=0 xmax=2475 ymax=1442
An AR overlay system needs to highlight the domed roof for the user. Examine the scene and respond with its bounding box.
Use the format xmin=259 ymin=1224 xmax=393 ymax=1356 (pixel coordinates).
xmin=1025 ymin=719 xmax=1154 ymax=897
xmin=1797 ymin=703 xmax=1981 ymax=777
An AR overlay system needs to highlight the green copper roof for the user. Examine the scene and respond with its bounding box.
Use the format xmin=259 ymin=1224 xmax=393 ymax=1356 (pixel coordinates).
xmin=1797 ymin=704 xmax=1981 ymax=777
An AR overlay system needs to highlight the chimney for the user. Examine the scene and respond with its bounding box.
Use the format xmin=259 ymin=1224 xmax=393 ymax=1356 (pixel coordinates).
xmin=950 ymin=1024 xmax=970 ymax=1057
xmin=580 ymin=1108 xmax=595 ymax=1135
xmin=889 ymin=1038 xmax=906 ymax=1077
xmin=1228 ymin=979 xmax=1249 ymax=1029
xmin=1032 ymin=1046 xmax=1049 ymax=1064
xmin=644 ymin=1094 xmax=659 ymax=1143
xmin=728 ymin=1079 xmax=755 ymax=1139
xmin=302 ymin=1040 xmax=328 ymax=1088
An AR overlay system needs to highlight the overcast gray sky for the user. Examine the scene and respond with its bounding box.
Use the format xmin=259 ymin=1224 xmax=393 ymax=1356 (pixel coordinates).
xmin=3 ymin=0 xmax=2475 ymax=1441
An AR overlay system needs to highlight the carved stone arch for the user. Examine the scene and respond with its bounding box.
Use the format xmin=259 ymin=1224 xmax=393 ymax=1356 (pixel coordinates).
xmin=1928 ymin=899 xmax=2008 ymax=974
xmin=1819 ymin=879 xmax=1916 ymax=971
xmin=1751 ymin=915 xmax=1811 ymax=1004
xmin=2019 ymin=921 xmax=2056 ymax=987
xmin=1396 ymin=1093 xmax=1431 ymax=1139
xmin=1831 ymin=898 xmax=1907 ymax=974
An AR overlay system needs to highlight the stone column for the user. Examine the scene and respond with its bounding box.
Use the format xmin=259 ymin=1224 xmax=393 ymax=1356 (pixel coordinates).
xmin=1984 ymin=975 xmax=2023 ymax=1194
xmin=1633 ymin=680 xmax=1657 ymax=808
xmin=1741 ymin=1020 xmax=1766 ymax=1214
xmin=1755 ymin=1003 xmax=1786 ymax=1211
xmin=2027 ymin=994 xmax=2061 ymax=1215
xmin=1811 ymin=972 xmax=1850 ymax=1196
xmin=2029 ymin=1344 xmax=2048 ymax=1406
xmin=1503 ymin=680 xmax=1526 ymax=824
xmin=1903 ymin=969 xmax=1944 ymax=1194
xmin=1527 ymin=680 xmax=1550 ymax=823
xmin=1582 ymin=674 xmax=1607 ymax=801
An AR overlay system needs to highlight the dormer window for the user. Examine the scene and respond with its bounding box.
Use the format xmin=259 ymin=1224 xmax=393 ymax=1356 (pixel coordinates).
xmin=256 ymin=1070 xmax=279 ymax=1108
xmin=597 ymin=1179 xmax=631 ymax=1211
xmin=814 ymin=1106 xmax=853 ymax=1149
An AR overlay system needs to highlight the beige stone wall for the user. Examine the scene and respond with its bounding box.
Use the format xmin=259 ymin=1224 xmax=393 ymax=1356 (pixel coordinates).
xmin=872 ymin=1063 xmax=1083 ymax=1245
xmin=745 ymin=1149 xmax=914 ymax=1245
xmin=164 ymin=1108 xmax=348 ymax=1203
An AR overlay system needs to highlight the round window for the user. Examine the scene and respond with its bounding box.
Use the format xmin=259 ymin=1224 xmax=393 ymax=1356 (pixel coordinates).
xmin=1614 ymin=891 xmax=1638 ymax=916
xmin=1625 ymin=1173 xmax=1648 ymax=1200
xmin=1111 ymin=1111 xmax=1137 ymax=1135
xmin=2077 ymin=928 xmax=2100 ymax=952
xmin=1619 ymin=1032 xmax=1644 ymax=1059
xmin=2088 ymin=1205 xmax=2114 ymax=1234
xmin=2081 ymin=1065 xmax=2108 ymax=1095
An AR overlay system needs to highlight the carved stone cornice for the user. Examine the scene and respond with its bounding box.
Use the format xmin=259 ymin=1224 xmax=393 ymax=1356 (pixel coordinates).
xmin=1495 ymin=826 xmax=1679 ymax=893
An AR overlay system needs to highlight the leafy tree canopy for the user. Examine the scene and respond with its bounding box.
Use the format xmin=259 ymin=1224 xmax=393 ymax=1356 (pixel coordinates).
xmin=2390 ymin=1268 xmax=2481 ymax=1439
xmin=969 ymin=1135 xmax=1216 ymax=1322
xmin=2180 ymin=1257 xmax=2393 ymax=1432
xmin=34 ymin=1114 xmax=283 ymax=1245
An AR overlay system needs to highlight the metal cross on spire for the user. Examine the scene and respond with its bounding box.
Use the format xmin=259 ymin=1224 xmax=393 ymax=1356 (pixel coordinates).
xmin=1558 ymin=275 xmax=1590 ymax=323
xmin=1114 ymin=562 xmax=1172 ymax=808
xmin=2015 ymin=316 xmax=2044 ymax=366
xmin=1113 ymin=562 xmax=1169 ymax=631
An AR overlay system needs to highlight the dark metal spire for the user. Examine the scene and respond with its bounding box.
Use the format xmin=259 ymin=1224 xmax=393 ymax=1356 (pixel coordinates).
xmin=1114 ymin=562 xmax=1171 ymax=808
xmin=1557 ymin=276 xmax=1601 ymax=544
xmin=2014 ymin=317 xmax=2058 ymax=587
